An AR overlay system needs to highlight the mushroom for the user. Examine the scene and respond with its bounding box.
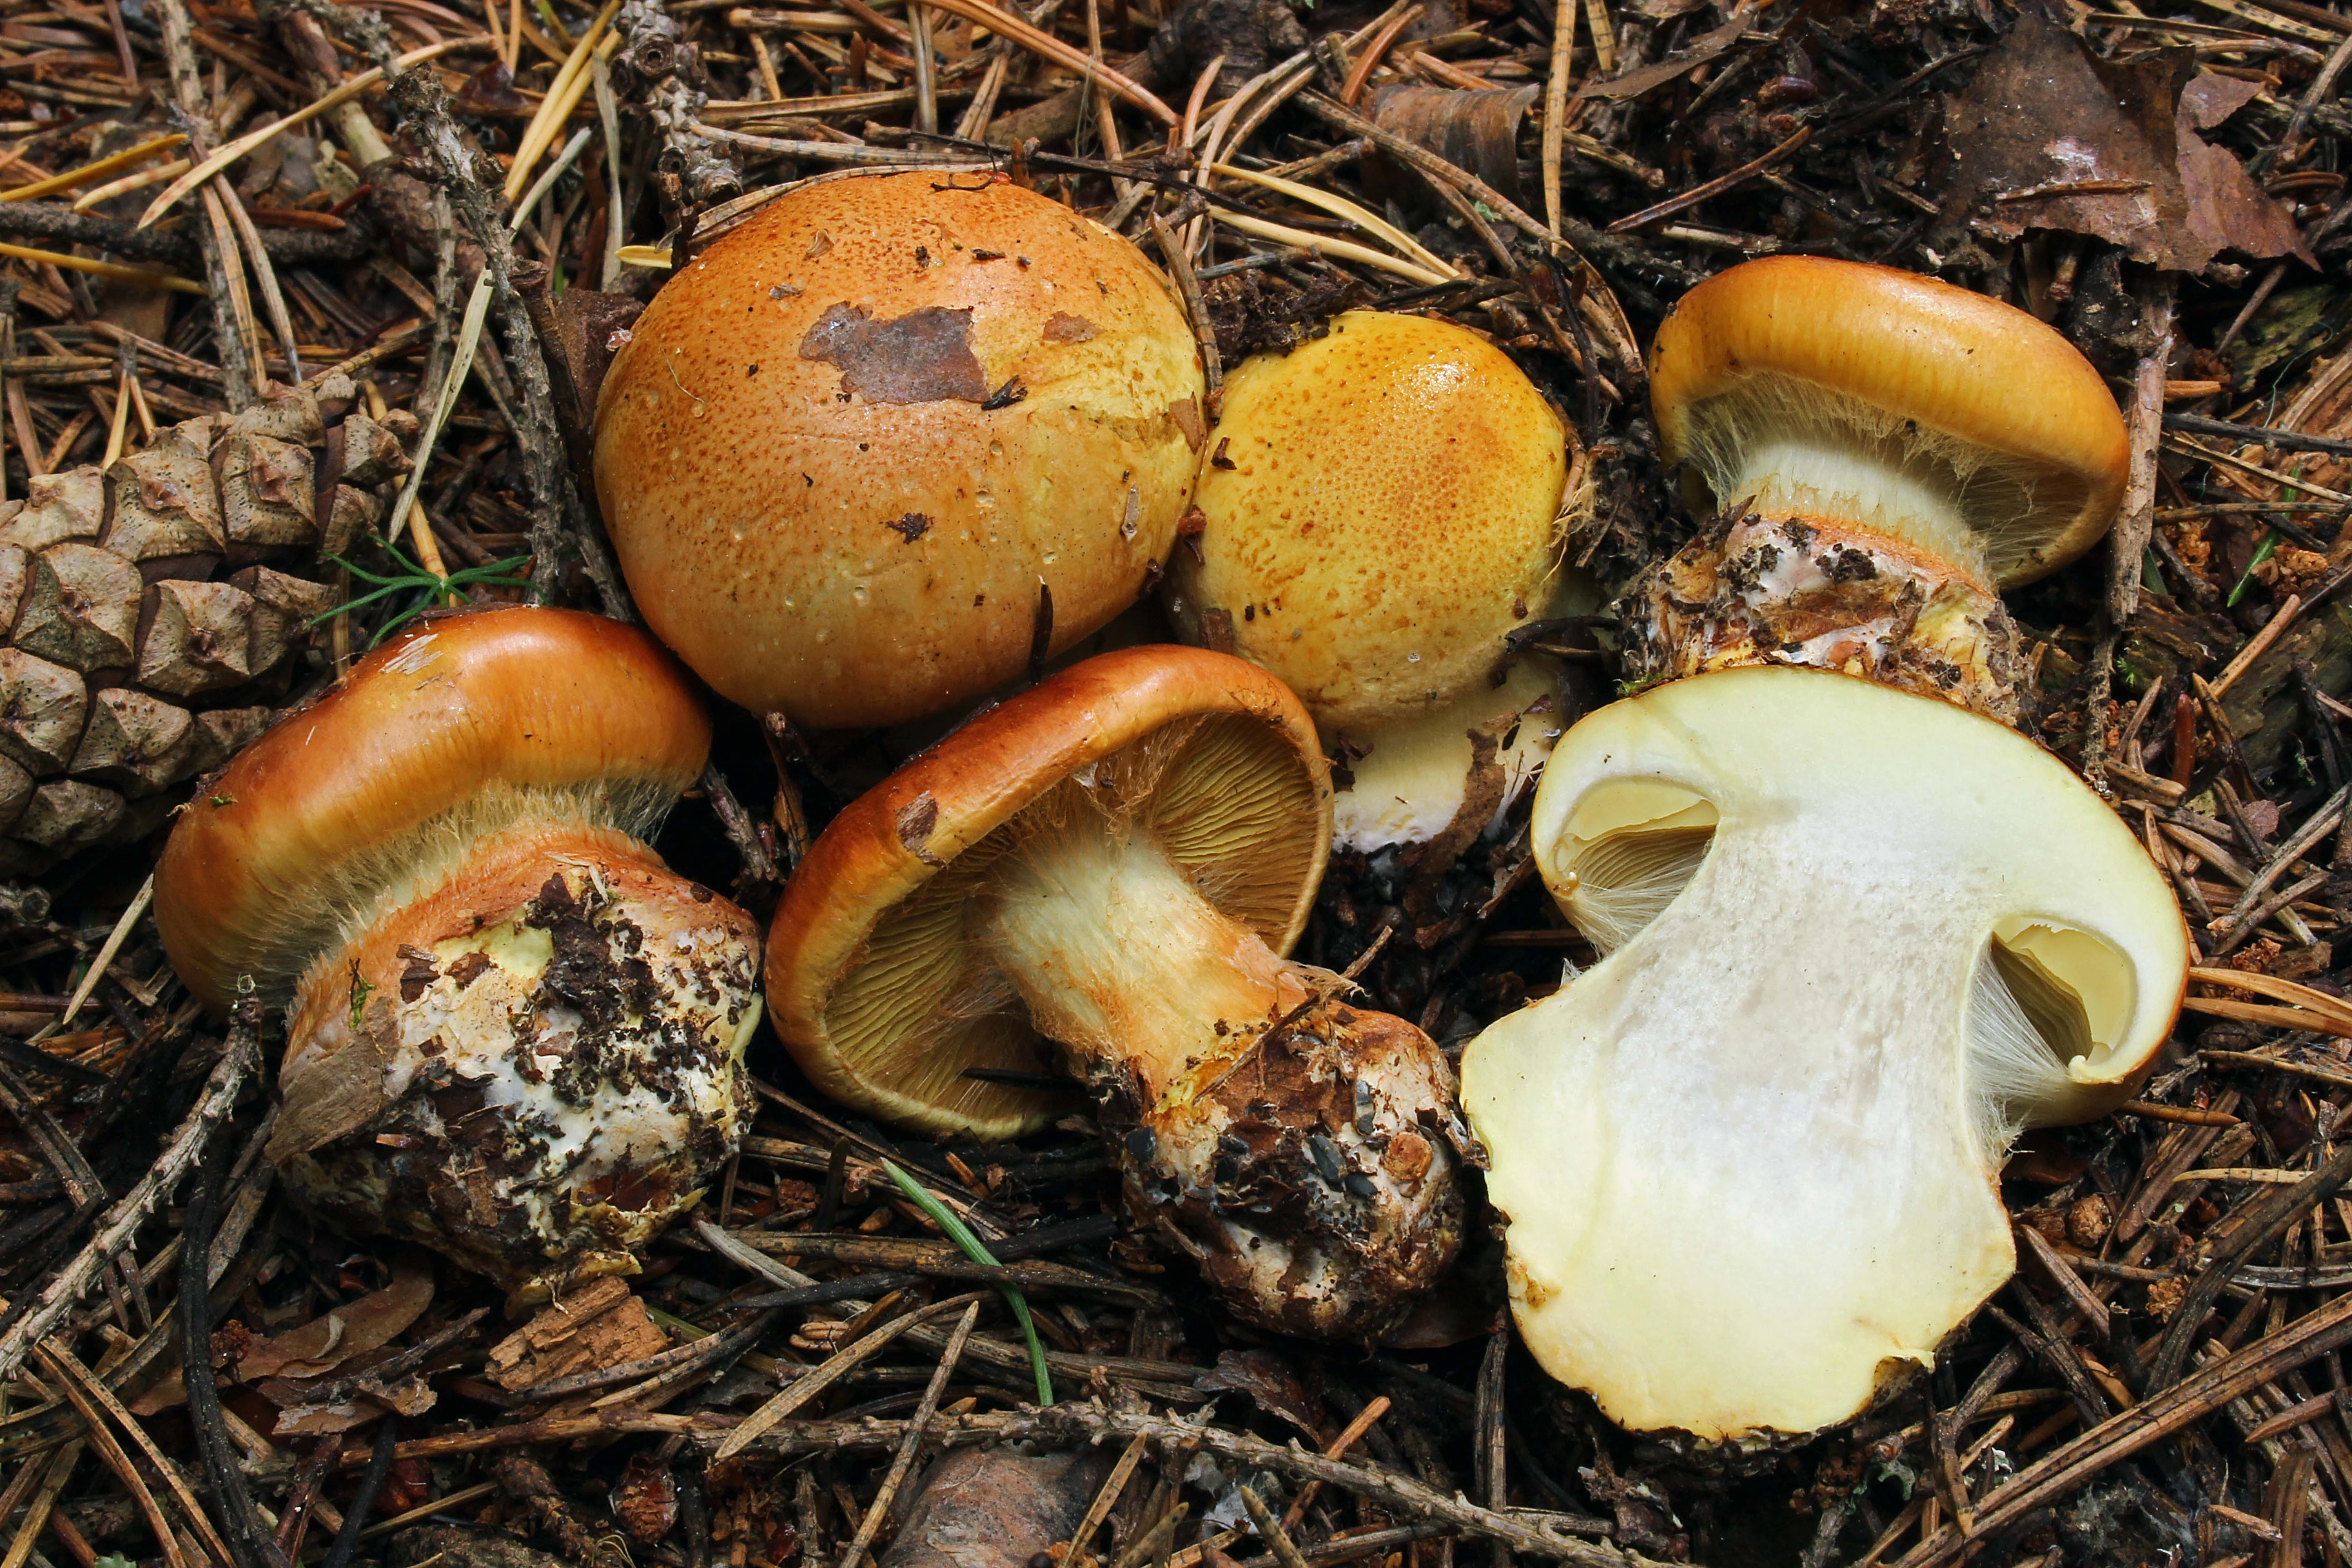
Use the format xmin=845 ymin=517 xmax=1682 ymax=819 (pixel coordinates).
xmin=1163 ymin=310 xmax=1578 ymax=853
xmin=1459 ymin=257 xmax=2188 ymax=1440
xmin=154 ymin=607 xmax=761 ymax=1300
xmin=1461 ymin=667 xmax=2187 ymax=1439
xmin=767 ymin=644 xmax=1473 ymax=1340
xmin=593 ymin=170 xmax=1207 ymax=731
xmin=1630 ymin=256 xmax=2131 ymax=724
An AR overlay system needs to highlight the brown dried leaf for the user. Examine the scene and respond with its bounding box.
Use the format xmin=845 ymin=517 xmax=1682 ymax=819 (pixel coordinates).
xmin=1197 ymin=1348 xmax=1324 ymax=1440
xmin=1937 ymin=12 xmax=2311 ymax=274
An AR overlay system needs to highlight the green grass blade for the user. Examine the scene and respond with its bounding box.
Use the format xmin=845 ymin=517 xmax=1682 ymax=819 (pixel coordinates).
xmin=882 ymin=1160 xmax=1053 ymax=1406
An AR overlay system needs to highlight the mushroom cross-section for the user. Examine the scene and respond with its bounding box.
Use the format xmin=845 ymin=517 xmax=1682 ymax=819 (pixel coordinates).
xmin=767 ymin=644 xmax=1473 ymax=1341
xmin=154 ymin=607 xmax=762 ymax=1300
xmin=1460 ymin=666 xmax=2187 ymax=1439
xmin=594 ymin=169 xmax=1207 ymax=731
xmin=1164 ymin=310 xmax=1578 ymax=853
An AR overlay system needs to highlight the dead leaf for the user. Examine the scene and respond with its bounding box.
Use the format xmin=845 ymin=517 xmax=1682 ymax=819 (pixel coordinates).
xmin=1577 ymin=9 xmax=1749 ymax=102
xmin=132 ymin=1260 xmax=433 ymax=1414
xmin=1197 ymin=1349 xmax=1325 ymax=1441
xmin=1936 ymin=12 xmax=2311 ymax=274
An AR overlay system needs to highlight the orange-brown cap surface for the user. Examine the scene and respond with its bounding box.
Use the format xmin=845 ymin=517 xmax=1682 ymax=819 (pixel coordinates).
xmin=156 ymin=606 xmax=710 ymax=1014
xmin=594 ymin=172 xmax=1207 ymax=730
xmin=1650 ymin=257 xmax=2129 ymax=585
xmin=767 ymin=644 xmax=1330 ymax=1137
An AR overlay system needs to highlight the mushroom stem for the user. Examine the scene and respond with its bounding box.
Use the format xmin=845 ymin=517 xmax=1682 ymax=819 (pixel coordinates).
xmin=978 ymin=796 xmax=1472 ymax=1341
xmin=279 ymin=819 xmax=760 ymax=1300
xmin=1328 ymin=661 xmax=1565 ymax=855
xmin=1628 ymin=510 xmax=2022 ymax=724
xmin=982 ymin=812 xmax=1305 ymax=1104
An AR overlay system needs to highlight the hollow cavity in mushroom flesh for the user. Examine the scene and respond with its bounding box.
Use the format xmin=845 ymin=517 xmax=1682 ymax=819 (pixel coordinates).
xmin=1460 ymin=667 xmax=2185 ymax=1440
xmin=277 ymin=823 xmax=762 ymax=1304
xmin=975 ymin=734 xmax=1473 ymax=1341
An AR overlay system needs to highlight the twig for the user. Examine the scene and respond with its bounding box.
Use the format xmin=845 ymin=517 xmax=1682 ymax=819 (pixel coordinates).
xmin=837 ymin=1301 xmax=980 ymax=1568
xmin=0 ymin=1025 xmax=253 ymax=1385
xmin=176 ymin=1114 xmax=289 ymax=1568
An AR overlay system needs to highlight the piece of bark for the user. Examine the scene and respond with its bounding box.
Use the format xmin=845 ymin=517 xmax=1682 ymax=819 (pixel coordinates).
xmin=14 ymin=544 xmax=143 ymax=673
xmin=13 ymin=778 xmax=125 ymax=848
xmin=104 ymin=423 xmax=227 ymax=573
xmin=136 ymin=579 xmax=258 ymax=697
xmin=518 ymin=278 xmax=642 ymax=507
xmin=484 ymin=1277 xmax=670 ymax=1392
xmin=0 ymin=470 xmax=106 ymax=552
xmin=215 ymin=431 xmax=318 ymax=553
xmin=880 ymin=1448 xmax=1111 ymax=1568
xmin=0 ymin=650 xmax=87 ymax=775
xmin=68 ymin=687 xmax=196 ymax=796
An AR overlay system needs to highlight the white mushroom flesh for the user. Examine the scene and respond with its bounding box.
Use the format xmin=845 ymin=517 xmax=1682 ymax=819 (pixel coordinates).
xmin=1460 ymin=666 xmax=2185 ymax=1439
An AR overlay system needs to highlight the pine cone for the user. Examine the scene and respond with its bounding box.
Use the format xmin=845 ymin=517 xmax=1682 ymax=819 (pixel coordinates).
xmin=0 ymin=372 xmax=410 ymax=873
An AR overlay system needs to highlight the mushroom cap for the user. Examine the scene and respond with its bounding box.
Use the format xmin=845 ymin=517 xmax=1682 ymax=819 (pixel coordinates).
xmin=1461 ymin=665 xmax=2186 ymax=1438
xmin=155 ymin=607 xmax=710 ymax=1015
xmin=1166 ymin=310 xmax=1569 ymax=733
xmin=1650 ymin=257 xmax=2130 ymax=587
xmin=766 ymin=644 xmax=1332 ymax=1139
xmin=594 ymin=171 xmax=1208 ymax=729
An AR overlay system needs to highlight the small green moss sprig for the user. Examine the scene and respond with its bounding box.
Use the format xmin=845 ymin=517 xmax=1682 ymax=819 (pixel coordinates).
xmin=310 ymin=544 xmax=534 ymax=647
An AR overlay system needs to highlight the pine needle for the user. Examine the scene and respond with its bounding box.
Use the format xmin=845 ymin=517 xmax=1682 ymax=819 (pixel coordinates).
xmin=881 ymin=1160 xmax=1054 ymax=1406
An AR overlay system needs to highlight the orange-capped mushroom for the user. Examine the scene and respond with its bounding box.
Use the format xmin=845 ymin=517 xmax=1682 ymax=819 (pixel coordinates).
xmin=594 ymin=172 xmax=1206 ymax=730
xmin=768 ymin=645 xmax=1472 ymax=1341
xmin=156 ymin=607 xmax=760 ymax=1299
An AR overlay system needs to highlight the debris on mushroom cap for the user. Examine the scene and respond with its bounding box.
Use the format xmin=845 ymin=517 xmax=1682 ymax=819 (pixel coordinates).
xmin=1460 ymin=666 xmax=2188 ymax=1439
xmin=768 ymin=645 xmax=1473 ymax=1341
xmin=1648 ymin=257 xmax=2130 ymax=590
xmin=1163 ymin=309 xmax=1577 ymax=853
xmin=153 ymin=607 xmax=761 ymax=1301
xmin=593 ymin=170 xmax=1207 ymax=731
